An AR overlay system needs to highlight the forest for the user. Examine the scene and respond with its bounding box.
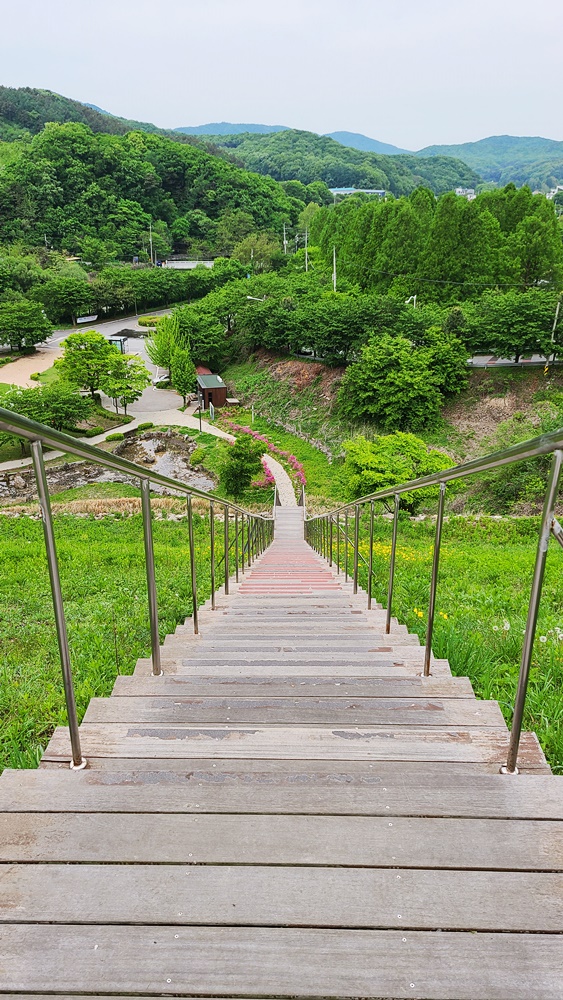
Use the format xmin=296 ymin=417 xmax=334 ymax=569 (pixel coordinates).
xmin=204 ymin=129 xmax=481 ymax=195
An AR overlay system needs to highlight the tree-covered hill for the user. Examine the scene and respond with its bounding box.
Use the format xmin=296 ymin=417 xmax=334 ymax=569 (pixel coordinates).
xmin=199 ymin=129 xmax=481 ymax=196
xmin=416 ymin=135 xmax=563 ymax=191
xmin=0 ymin=86 xmax=204 ymax=145
xmin=0 ymin=122 xmax=297 ymax=259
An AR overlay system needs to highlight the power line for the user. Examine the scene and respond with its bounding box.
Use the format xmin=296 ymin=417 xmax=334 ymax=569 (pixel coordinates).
xmin=365 ymin=266 xmax=548 ymax=289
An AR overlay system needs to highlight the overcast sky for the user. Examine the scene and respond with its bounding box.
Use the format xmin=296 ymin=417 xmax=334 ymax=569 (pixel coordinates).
xmin=1 ymin=0 xmax=561 ymax=149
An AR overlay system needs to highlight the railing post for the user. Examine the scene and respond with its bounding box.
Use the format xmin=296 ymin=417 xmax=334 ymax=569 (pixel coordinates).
xmin=187 ymin=494 xmax=199 ymax=635
xmin=30 ymin=440 xmax=87 ymax=769
xmin=235 ymin=511 xmax=239 ymax=583
xmin=336 ymin=512 xmax=340 ymax=573
xmin=329 ymin=515 xmax=333 ymax=567
xmin=140 ymin=478 xmax=162 ymax=677
xmin=423 ymin=482 xmax=446 ymax=676
xmin=241 ymin=513 xmax=246 ymax=573
xmin=353 ymin=504 xmax=360 ymax=595
xmin=385 ymin=494 xmax=400 ymax=634
xmin=367 ymin=501 xmax=374 ymax=609
xmin=502 ymin=449 xmax=563 ymax=774
xmin=209 ymin=500 xmax=216 ymax=610
xmin=223 ymin=504 xmax=230 ymax=594
xmin=344 ymin=511 xmax=349 ymax=582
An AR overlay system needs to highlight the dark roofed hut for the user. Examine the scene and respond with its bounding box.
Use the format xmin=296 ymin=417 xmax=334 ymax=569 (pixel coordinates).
xmin=197 ymin=374 xmax=228 ymax=410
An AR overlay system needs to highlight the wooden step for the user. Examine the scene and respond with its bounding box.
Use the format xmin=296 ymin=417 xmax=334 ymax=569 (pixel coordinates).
xmin=112 ymin=674 xmax=475 ymax=698
xmin=1 ymin=811 xmax=559 ymax=869
xmin=83 ymin=695 xmax=506 ymax=728
xmin=41 ymin=723 xmax=546 ymax=768
xmin=2 ymin=863 xmax=561 ymax=932
xmin=3 ymin=767 xmax=562 ymax=817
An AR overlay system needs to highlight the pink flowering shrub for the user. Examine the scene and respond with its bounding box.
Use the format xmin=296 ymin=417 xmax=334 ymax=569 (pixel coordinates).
xmin=226 ymin=421 xmax=307 ymax=491
xmin=251 ymin=456 xmax=277 ymax=489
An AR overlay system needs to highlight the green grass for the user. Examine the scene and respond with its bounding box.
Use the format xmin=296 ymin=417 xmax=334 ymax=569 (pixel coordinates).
xmin=0 ymin=511 xmax=236 ymax=771
xmin=333 ymin=512 xmax=563 ymax=772
xmin=49 ymin=483 xmax=142 ymax=502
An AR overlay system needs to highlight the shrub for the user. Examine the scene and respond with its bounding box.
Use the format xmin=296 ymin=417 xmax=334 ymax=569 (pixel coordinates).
xmin=219 ymin=435 xmax=264 ymax=498
xmin=190 ymin=446 xmax=205 ymax=465
xmin=29 ymin=372 xmax=40 ymax=382
xmin=84 ymin=425 xmax=104 ymax=438
xmin=137 ymin=316 xmax=160 ymax=328
xmin=106 ymin=432 xmax=125 ymax=442
xmin=137 ymin=421 xmax=154 ymax=431
xmin=342 ymin=432 xmax=453 ymax=512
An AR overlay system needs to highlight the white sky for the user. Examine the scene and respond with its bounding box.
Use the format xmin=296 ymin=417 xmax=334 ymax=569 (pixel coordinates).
xmin=1 ymin=0 xmax=561 ymax=149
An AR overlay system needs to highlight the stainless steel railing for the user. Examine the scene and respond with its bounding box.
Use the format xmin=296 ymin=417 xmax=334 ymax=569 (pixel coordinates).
xmin=0 ymin=407 xmax=274 ymax=770
xmin=305 ymin=426 xmax=563 ymax=774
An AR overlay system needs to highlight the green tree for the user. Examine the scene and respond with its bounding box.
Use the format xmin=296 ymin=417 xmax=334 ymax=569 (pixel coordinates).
xmin=99 ymin=354 xmax=151 ymax=414
xmin=341 ymin=432 xmax=452 ymax=511
xmin=219 ymin=435 xmax=264 ymax=499
xmin=0 ymin=300 xmax=52 ymax=352
xmin=145 ymin=314 xmax=179 ymax=377
xmin=337 ymin=334 xmax=443 ymax=430
xmin=34 ymin=274 xmax=94 ymax=324
xmin=3 ymin=383 xmax=91 ymax=451
xmin=58 ymin=331 xmax=118 ymax=397
xmin=170 ymin=347 xmax=196 ymax=405
xmin=232 ymin=232 xmax=282 ymax=273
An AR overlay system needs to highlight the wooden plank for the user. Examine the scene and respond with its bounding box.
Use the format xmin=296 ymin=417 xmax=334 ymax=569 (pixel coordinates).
xmin=1 ymin=925 xmax=561 ymax=999
xmin=42 ymin=723 xmax=543 ymax=766
xmin=0 ymin=813 xmax=560 ymax=869
xmin=83 ymin=696 xmax=505 ymax=728
xmin=152 ymin=658 xmax=452 ymax=677
xmin=2 ymin=768 xmax=561 ymax=818
xmin=2 ymin=864 xmax=561 ymax=931
xmin=113 ymin=673 xmax=476 ymax=698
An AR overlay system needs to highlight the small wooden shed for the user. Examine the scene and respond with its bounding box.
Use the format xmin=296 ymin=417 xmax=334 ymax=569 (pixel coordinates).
xmin=197 ymin=374 xmax=228 ymax=410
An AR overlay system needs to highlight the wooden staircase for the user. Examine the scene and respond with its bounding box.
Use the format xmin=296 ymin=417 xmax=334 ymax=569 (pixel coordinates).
xmin=0 ymin=507 xmax=562 ymax=999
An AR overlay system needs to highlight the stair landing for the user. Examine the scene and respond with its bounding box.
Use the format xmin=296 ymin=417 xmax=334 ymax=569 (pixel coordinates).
xmin=0 ymin=507 xmax=562 ymax=999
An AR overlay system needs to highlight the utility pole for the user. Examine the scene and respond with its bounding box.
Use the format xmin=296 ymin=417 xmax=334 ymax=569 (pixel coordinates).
xmin=332 ymin=246 xmax=337 ymax=293
xmin=149 ymin=222 xmax=153 ymax=266
xmin=305 ymin=228 xmax=308 ymax=273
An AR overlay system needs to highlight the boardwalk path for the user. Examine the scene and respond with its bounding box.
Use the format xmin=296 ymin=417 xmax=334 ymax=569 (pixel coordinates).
xmin=0 ymin=508 xmax=562 ymax=998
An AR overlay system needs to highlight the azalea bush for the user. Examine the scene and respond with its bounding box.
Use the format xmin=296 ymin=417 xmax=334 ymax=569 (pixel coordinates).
xmin=225 ymin=420 xmax=307 ymax=496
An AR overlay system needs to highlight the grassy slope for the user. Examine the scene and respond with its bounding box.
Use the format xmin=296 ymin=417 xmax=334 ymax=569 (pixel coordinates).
xmin=351 ymin=514 xmax=563 ymax=773
xmin=0 ymin=511 xmax=230 ymax=771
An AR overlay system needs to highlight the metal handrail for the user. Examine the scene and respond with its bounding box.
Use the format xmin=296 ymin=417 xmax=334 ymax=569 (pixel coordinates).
xmin=305 ymin=427 xmax=563 ymax=775
xmin=0 ymin=406 xmax=274 ymax=770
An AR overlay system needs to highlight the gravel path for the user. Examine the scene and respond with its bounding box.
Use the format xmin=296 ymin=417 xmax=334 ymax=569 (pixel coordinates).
xmin=266 ymin=455 xmax=297 ymax=506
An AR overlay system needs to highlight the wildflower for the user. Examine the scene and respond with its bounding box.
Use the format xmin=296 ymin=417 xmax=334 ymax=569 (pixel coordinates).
xmin=503 ymin=621 xmax=510 ymax=631
xmin=493 ymin=625 xmax=499 ymax=631
xmin=539 ymin=636 xmax=547 ymax=643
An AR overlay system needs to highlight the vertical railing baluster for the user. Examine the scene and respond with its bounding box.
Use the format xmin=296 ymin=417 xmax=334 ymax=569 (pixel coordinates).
xmin=329 ymin=516 xmax=333 ymax=567
xmin=423 ymin=483 xmax=446 ymax=676
xmin=344 ymin=511 xmax=349 ymax=581
xmin=31 ymin=440 xmax=87 ymax=768
xmin=209 ymin=499 xmax=216 ymax=610
xmin=385 ymin=494 xmax=400 ymax=634
xmin=367 ymin=500 xmax=374 ymax=610
xmin=223 ymin=504 xmax=229 ymax=594
xmin=241 ymin=512 xmax=245 ymax=573
xmin=503 ymin=449 xmax=563 ymax=774
xmin=336 ymin=512 xmax=340 ymax=573
xmin=235 ymin=511 xmax=239 ymax=583
xmin=353 ymin=504 xmax=360 ymax=595
xmin=187 ymin=494 xmax=199 ymax=635
xmin=140 ymin=478 xmax=162 ymax=677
